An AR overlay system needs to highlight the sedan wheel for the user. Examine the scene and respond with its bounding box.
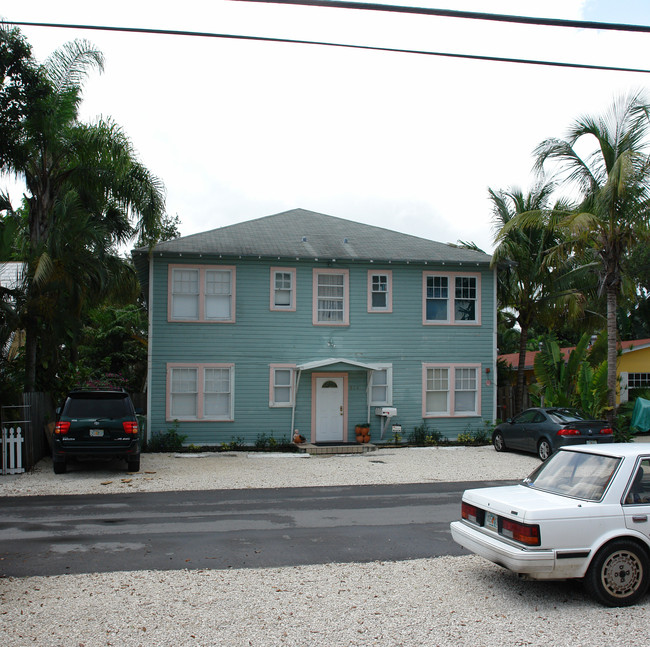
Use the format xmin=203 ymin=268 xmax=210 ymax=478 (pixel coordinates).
xmin=493 ymin=432 xmax=507 ymax=452
xmin=586 ymin=540 xmax=649 ymax=606
xmin=537 ymin=439 xmax=552 ymax=461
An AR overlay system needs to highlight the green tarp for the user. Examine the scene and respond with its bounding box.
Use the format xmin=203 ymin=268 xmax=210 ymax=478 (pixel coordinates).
xmin=631 ymin=397 xmax=650 ymax=433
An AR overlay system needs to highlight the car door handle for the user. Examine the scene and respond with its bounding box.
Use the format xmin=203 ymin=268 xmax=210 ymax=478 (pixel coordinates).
xmin=632 ymin=515 xmax=648 ymax=523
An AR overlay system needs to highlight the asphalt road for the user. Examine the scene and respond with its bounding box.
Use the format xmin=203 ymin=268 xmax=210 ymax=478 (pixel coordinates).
xmin=0 ymin=481 xmax=512 ymax=577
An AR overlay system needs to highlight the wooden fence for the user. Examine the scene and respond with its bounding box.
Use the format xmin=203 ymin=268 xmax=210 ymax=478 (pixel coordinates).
xmin=497 ymin=386 xmax=531 ymax=421
xmin=0 ymin=393 xmax=54 ymax=474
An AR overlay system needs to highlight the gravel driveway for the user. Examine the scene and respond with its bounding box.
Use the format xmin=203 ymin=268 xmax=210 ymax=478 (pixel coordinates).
xmin=2 ymin=446 xmax=649 ymax=646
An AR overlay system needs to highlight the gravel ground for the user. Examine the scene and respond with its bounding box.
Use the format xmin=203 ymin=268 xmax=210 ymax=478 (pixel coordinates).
xmin=2 ymin=446 xmax=649 ymax=646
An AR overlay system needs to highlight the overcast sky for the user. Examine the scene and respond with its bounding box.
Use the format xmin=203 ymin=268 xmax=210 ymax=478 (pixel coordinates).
xmin=4 ymin=0 xmax=650 ymax=252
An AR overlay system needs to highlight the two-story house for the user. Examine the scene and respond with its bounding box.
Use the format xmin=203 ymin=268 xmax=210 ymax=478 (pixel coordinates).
xmin=132 ymin=209 xmax=496 ymax=446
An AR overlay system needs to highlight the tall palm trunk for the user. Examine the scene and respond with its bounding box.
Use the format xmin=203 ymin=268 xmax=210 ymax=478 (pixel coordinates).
xmin=515 ymin=325 xmax=529 ymax=414
xmin=606 ymin=285 xmax=618 ymax=424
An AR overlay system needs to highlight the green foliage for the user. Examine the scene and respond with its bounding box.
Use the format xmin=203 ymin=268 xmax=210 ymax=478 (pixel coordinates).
xmin=529 ymin=332 xmax=609 ymax=418
xmin=146 ymin=421 xmax=187 ymax=452
xmin=409 ymin=421 xmax=444 ymax=446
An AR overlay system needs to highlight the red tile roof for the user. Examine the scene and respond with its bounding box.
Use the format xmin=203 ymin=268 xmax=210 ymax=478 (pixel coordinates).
xmin=498 ymin=338 xmax=650 ymax=370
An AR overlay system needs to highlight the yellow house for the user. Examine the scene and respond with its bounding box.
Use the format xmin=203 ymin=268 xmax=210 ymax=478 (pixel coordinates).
xmin=618 ymin=338 xmax=650 ymax=403
xmin=499 ymin=338 xmax=650 ymax=405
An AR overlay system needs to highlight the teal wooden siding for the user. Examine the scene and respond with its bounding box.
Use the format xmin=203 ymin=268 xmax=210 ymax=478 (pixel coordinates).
xmin=147 ymin=256 xmax=496 ymax=446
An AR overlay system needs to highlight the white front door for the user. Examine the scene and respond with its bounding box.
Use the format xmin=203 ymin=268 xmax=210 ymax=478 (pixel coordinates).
xmin=315 ymin=377 xmax=344 ymax=442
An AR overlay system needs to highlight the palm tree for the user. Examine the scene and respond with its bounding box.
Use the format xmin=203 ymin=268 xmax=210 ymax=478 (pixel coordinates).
xmin=1 ymin=35 xmax=166 ymax=391
xmin=491 ymin=182 xmax=582 ymax=413
xmin=533 ymin=92 xmax=650 ymax=417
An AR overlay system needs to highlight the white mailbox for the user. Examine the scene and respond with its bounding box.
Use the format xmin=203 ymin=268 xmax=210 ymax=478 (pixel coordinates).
xmin=375 ymin=407 xmax=397 ymax=418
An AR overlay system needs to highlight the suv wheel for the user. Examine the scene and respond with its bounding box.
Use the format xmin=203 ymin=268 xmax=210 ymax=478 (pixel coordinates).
xmin=127 ymin=459 xmax=140 ymax=472
xmin=53 ymin=460 xmax=67 ymax=474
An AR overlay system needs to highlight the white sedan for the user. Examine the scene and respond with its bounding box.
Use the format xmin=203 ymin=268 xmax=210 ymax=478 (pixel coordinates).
xmin=450 ymin=443 xmax=650 ymax=606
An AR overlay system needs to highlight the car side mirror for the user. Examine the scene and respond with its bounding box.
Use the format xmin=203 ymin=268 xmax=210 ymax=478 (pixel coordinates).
xmin=506 ymin=418 xmax=512 ymax=424
xmin=56 ymin=407 xmax=61 ymax=415
xmin=135 ymin=408 xmax=144 ymax=415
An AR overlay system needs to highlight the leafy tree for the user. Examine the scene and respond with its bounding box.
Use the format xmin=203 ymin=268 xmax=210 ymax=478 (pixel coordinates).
xmin=0 ymin=31 xmax=166 ymax=391
xmin=491 ymin=182 xmax=582 ymax=413
xmin=530 ymin=332 xmax=608 ymax=419
xmin=533 ymin=92 xmax=650 ymax=419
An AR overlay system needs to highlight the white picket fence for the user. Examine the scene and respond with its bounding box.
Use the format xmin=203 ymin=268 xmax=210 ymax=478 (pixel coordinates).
xmin=2 ymin=425 xmax=25 ymax=475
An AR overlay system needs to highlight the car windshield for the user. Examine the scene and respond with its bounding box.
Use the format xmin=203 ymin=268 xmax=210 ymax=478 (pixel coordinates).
xmin=546 ymin=408 xmax=586 ymax=423
xmin=523 ymin=450 xmax=621 ymax=501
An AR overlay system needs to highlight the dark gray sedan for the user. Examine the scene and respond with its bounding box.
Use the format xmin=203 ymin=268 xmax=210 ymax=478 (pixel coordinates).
xmin=492 ymin=407 xmax=615 ymax=461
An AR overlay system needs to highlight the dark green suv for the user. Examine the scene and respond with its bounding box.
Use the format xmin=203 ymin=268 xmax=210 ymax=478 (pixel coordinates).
xmin=52 ymin=390 xmax=141 ymax=474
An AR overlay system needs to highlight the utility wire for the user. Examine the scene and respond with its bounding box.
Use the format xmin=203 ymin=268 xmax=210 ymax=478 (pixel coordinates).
xmin=234 ymin=0 xmax=650 ymax=34
xmin=5 ymin=20 xmax=650 ymax=74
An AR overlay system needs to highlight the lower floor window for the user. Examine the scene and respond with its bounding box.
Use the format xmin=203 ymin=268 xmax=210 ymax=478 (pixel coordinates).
xmin=168 ymin=363 xmax=234 ymax=420
xmin=629 ymin=373 xmax=650 ymax=389
xmin=270 ymin=365 xmax=296 ymax=406
xmin=423 ymin=363 xmax=480 ymax=417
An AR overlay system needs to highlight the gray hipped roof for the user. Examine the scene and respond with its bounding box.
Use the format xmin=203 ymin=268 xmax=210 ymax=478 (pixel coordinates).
xmin=135 ymin=209 xmax=491 ymax=265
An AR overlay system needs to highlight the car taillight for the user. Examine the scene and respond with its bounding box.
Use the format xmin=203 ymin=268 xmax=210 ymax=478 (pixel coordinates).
xmin=462 ymin=502 xmax=480 ymax=524
xmin=123 ymin=421 xmax=138 ymax=435
xmin=501 ymin=518 xmax=540 ymax=546
xmin=54 ymin=421 xmax=70 ymax=435
xmin=599 ymin=428 xmax=614 ymax=435
xmin=557 ymin=428 xmax=580 ymax=436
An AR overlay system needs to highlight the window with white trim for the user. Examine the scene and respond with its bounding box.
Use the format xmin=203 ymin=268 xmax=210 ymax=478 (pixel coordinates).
xmin=167 ymin=364 xmax=234 ymax=421
xmin=425 ymin=366 xmax=449 ymax=415
xmin=170 ymin=367 xmax=198 ymax=418
xmin=270 ymin=268 xmax=296 ymax=311
xmin=313 ymin=269 xmax=349 ymax=325
xmin=454 ymin=367 xmax=478 ymax=413
xmin=270 ymin=365 xmax=295 ymax=407
xmin=169 ymin=265 xmax=235 ymax=322
xmin=454 ymin=276 xmax=477 ymax=322
xmin=425 ymin=275 xmax=448 ymax=321
xmin=423 ymin=272 xmax=480 ymax=324
xmin=369 ymin=367 xmax=392 ymax=405
xmin=629 ymin=373 xmax=650 ymax=389
xmin=368 ymin=271 xmax=392 ymax=312
xmin=171 ymin=269 xmax=200 ymax=320
xmin=423 ymin=364 xmax=480 ymax=417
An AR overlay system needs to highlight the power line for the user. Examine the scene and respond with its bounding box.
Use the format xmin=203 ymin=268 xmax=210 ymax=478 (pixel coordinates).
xmin=234 ymin=0 xmax=650 ymax=34
xmin=5 ymin=19 xmax=650 ymax=74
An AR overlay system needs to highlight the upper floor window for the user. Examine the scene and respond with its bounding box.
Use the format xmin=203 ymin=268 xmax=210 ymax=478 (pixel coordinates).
xmin=167 ymin=363 xmax=234 ymax=421
xmin=423 ymin=272 xmax=480 ymax=325
xmin=169 ymin=265 xmax=236 ymax=323
xmin=270 ymin=268 xmax=296 ymax=311
xmin=368 ymin=271 xmax=392 ymax=312
xmin=313 ymin=269 xmax=349 ymax=326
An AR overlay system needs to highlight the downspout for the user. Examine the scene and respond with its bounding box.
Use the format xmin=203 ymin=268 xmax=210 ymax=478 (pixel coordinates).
xmin=290 ymin=369 xmax=302 ymax=440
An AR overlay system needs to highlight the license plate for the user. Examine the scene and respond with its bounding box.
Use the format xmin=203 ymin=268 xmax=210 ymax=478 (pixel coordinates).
xmin=90 ymin=429 xmax=104 ymax=437
xmin=586 ymin=440 xmax=596 ymax=445
xmin=485 ymin=511 xmax=498 ymax=531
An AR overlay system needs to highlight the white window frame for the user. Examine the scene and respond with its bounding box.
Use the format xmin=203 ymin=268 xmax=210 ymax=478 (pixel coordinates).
xmin=422 ymin=363 xmax=481 ymax=418
xmin=168 ymin=265 xmax=236 ymax=323
xmin=167 ymin=363 xmax=234 ymax=421
xmin=368 ymin=271 xmax=393 ymax=313
xmin=369 ymin=366 xmax=393 ymax=406
xmin=313 ymin=269 xmax=350 ymax=326
xmin=270 ymin=267 xmax=296 ymax=311
xmin=422 ymin=272 xmax=481 ymax=325
xmin=269 ymin=364 xmax=296 ymax=407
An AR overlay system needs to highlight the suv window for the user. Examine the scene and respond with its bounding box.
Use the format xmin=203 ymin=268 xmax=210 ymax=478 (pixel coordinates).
xmin=64 ymin=395 xmax=132 ymax=419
